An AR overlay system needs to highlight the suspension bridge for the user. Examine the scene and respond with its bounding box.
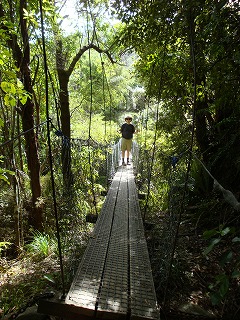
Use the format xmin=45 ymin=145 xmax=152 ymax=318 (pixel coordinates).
xmin=38 ymin=153 xmax=160 ymax=320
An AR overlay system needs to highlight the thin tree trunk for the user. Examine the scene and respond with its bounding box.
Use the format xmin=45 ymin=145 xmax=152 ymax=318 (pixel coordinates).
xmin=195 ymin=98 xmax=209 ymax=159
xmin=58 ymin=69 xmax=73 ymax=189
xmin=187 ymin=5 xmax=210 ymax=161
xmin=13 ymin=173 xmax=21 ymax=248
xmin=11 ymin=106 xmax=22 ymax=247
xmin=21 ymin=100 xmax=43 ymax=230
xmin=19 ymin=0 xmax=43 ymax=230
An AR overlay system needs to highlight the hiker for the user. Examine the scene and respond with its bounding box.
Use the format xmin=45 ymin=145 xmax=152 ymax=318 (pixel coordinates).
xmin=120 ymin=116 xmax=135 ymax=166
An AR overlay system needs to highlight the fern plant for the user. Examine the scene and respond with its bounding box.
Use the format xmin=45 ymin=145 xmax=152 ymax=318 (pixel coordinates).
xmin=26 ymin=231 xmax=57 ymax=258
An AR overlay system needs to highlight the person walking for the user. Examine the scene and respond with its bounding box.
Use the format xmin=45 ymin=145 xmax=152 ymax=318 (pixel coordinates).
xmin=120 ymin=116 xmax=135 ymax=166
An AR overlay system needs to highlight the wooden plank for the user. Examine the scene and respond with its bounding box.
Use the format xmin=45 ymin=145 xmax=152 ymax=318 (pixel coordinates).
xmin=97 ymin=168 xmax=129 ymax=318
xmin=128 ymin=169 xmax=160 ymax=320
xmin=65 ymin=170 xmax=123 ymax=312
xmin=38 ymin=166 xmax=159 ymax=320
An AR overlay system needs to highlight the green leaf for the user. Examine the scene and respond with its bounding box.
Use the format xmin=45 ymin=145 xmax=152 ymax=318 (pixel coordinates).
xmin=231 ymin=270 xmax=240 ymax=279
xmin=203 ymin=229 xmax=219 ymax=239
xmin=232 ymin=237 xmax=240 ymax=243
xmin=4 ymin=94 xmax=16 ymax=107
xmin=220 ymin=227 xmax=231 ymax=236
xmin=219 ymin=275 xmax=229 ymax=297
xmin=218 ymin=0 xmax=228 ymax=9
xmin=0 ymin=174 xmax=10 ymax=184
xmin=23 ymin=8 xmax=29 ymax=17
xmin=203 ymin=238 xmax=221 ymax=255
xmin=43 ymin=274 xmax=56 ymax=284
xmin=0 ymin=165 xmax=14 ymax=185
xmin=210 ymin=292 xmax=222 ymax=306
xmin=0 ymin=241 xmax=11 ymax=253
xmin=1 ymin=81 xmax=16 ymax=94
xmin=219 ymin=250 xmax=233 ymax=266
xmin=19 ymin=94 xmax=28 ymax=105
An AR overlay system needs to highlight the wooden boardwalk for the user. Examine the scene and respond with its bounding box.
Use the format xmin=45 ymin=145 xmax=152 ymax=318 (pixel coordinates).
xmin=38 ymin=165 xmax=160 ymax=320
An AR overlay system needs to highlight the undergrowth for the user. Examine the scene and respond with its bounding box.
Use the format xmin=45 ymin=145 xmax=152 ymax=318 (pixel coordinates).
xmin=0 ymin=230 xmax=89 ymax=317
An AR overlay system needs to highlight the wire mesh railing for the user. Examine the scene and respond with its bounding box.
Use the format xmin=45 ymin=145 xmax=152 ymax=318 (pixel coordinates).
xmin=106 ymin=138 xmax=139 ymax=180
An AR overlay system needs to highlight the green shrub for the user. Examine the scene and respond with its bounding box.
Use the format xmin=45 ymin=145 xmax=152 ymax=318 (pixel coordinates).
xmin=0 ymin=241 xmax=11 ymax=256
xmin=25 ymin=231 xmax=57 ymax=258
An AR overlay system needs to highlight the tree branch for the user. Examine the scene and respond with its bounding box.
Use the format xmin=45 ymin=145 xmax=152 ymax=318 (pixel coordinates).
xmin=67 ymin=43 xmax=116 ymax=76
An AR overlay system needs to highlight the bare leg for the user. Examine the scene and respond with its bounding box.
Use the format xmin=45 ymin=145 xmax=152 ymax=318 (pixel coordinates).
xmin=122 ymin=150 xmax=125 ymax=160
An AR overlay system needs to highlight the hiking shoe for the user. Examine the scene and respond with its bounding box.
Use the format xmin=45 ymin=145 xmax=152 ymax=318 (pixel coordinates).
xmin=122 ymin=162 xmax=127 ymax=166
xmin=127 ymin=162 xmax=131 ymax=165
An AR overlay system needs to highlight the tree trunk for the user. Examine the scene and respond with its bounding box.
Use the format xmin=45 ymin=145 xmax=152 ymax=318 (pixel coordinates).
xmin=57 ymin=68 xmax=73 ymax=189
xmin=187 ymin=5 xmax=210 ymax=162
xmin=12 ymin=106 xmax=22 ymax=247
xmin=58 ymin=70 xmax=71 ymax=138
xmin=56 ymin=38 xmax=73 ymax=189
xmin=0 ymin=0 xmax=44 ymax=230
xmin=54 ymin=33 xmax=114 ymax=189
xmin=18 ymin=0 xmax=43 ymax=230
xmin=195 ymin=99 xmax=209 ymax=161
xmin=21 ymin=100 xmax=43 ymax=230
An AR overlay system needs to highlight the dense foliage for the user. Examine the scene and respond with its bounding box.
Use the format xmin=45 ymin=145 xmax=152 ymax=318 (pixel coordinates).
xmin=111 ymin=0 xmax=240 ymax=316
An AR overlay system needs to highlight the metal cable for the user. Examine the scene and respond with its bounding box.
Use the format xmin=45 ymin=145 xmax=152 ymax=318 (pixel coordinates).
xmin=39 ymin=0 xmax=66 ymax=298
xmin=143 ymin=41 xmax=168 ymax=221
xmin=86 ymin=10 xmax=98 ymax=216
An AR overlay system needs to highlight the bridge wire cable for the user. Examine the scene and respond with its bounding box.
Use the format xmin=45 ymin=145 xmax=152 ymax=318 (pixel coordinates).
xmin=0 ymin=120 xmax=49 ymax=148
xmin=101 ymin=70 xmax=115 ymax=178
xmin=86 ymin=8 xmax=98 ymax=216
xmin=87 ymin=1 xmax=116 ymax=179
xmin=88 ymin=13 xmax=108 ymax=157
xmin=86 ymin=0 xmax=115 ymax=189
xmin=141 ymin=63 xmax=156 ymax=217
xmin=143 ymin=100 xmax=150 ymax=149
xmin=31 ymin=33 xmax=61 ymax=131
xmin=91 ymin=22 xmax=114 ymax=183
xmin=102 ymin=67 xmax=113 ymax=139
xmin=101 ymin=61 xmax=110 ymax=184
xmin=162 ymin=9 xmax=197 ymax=307
xmin=39 ymin=0 xmax=66 ymax=298
xmin=143 ymin=40 xmax=168 ymax=221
